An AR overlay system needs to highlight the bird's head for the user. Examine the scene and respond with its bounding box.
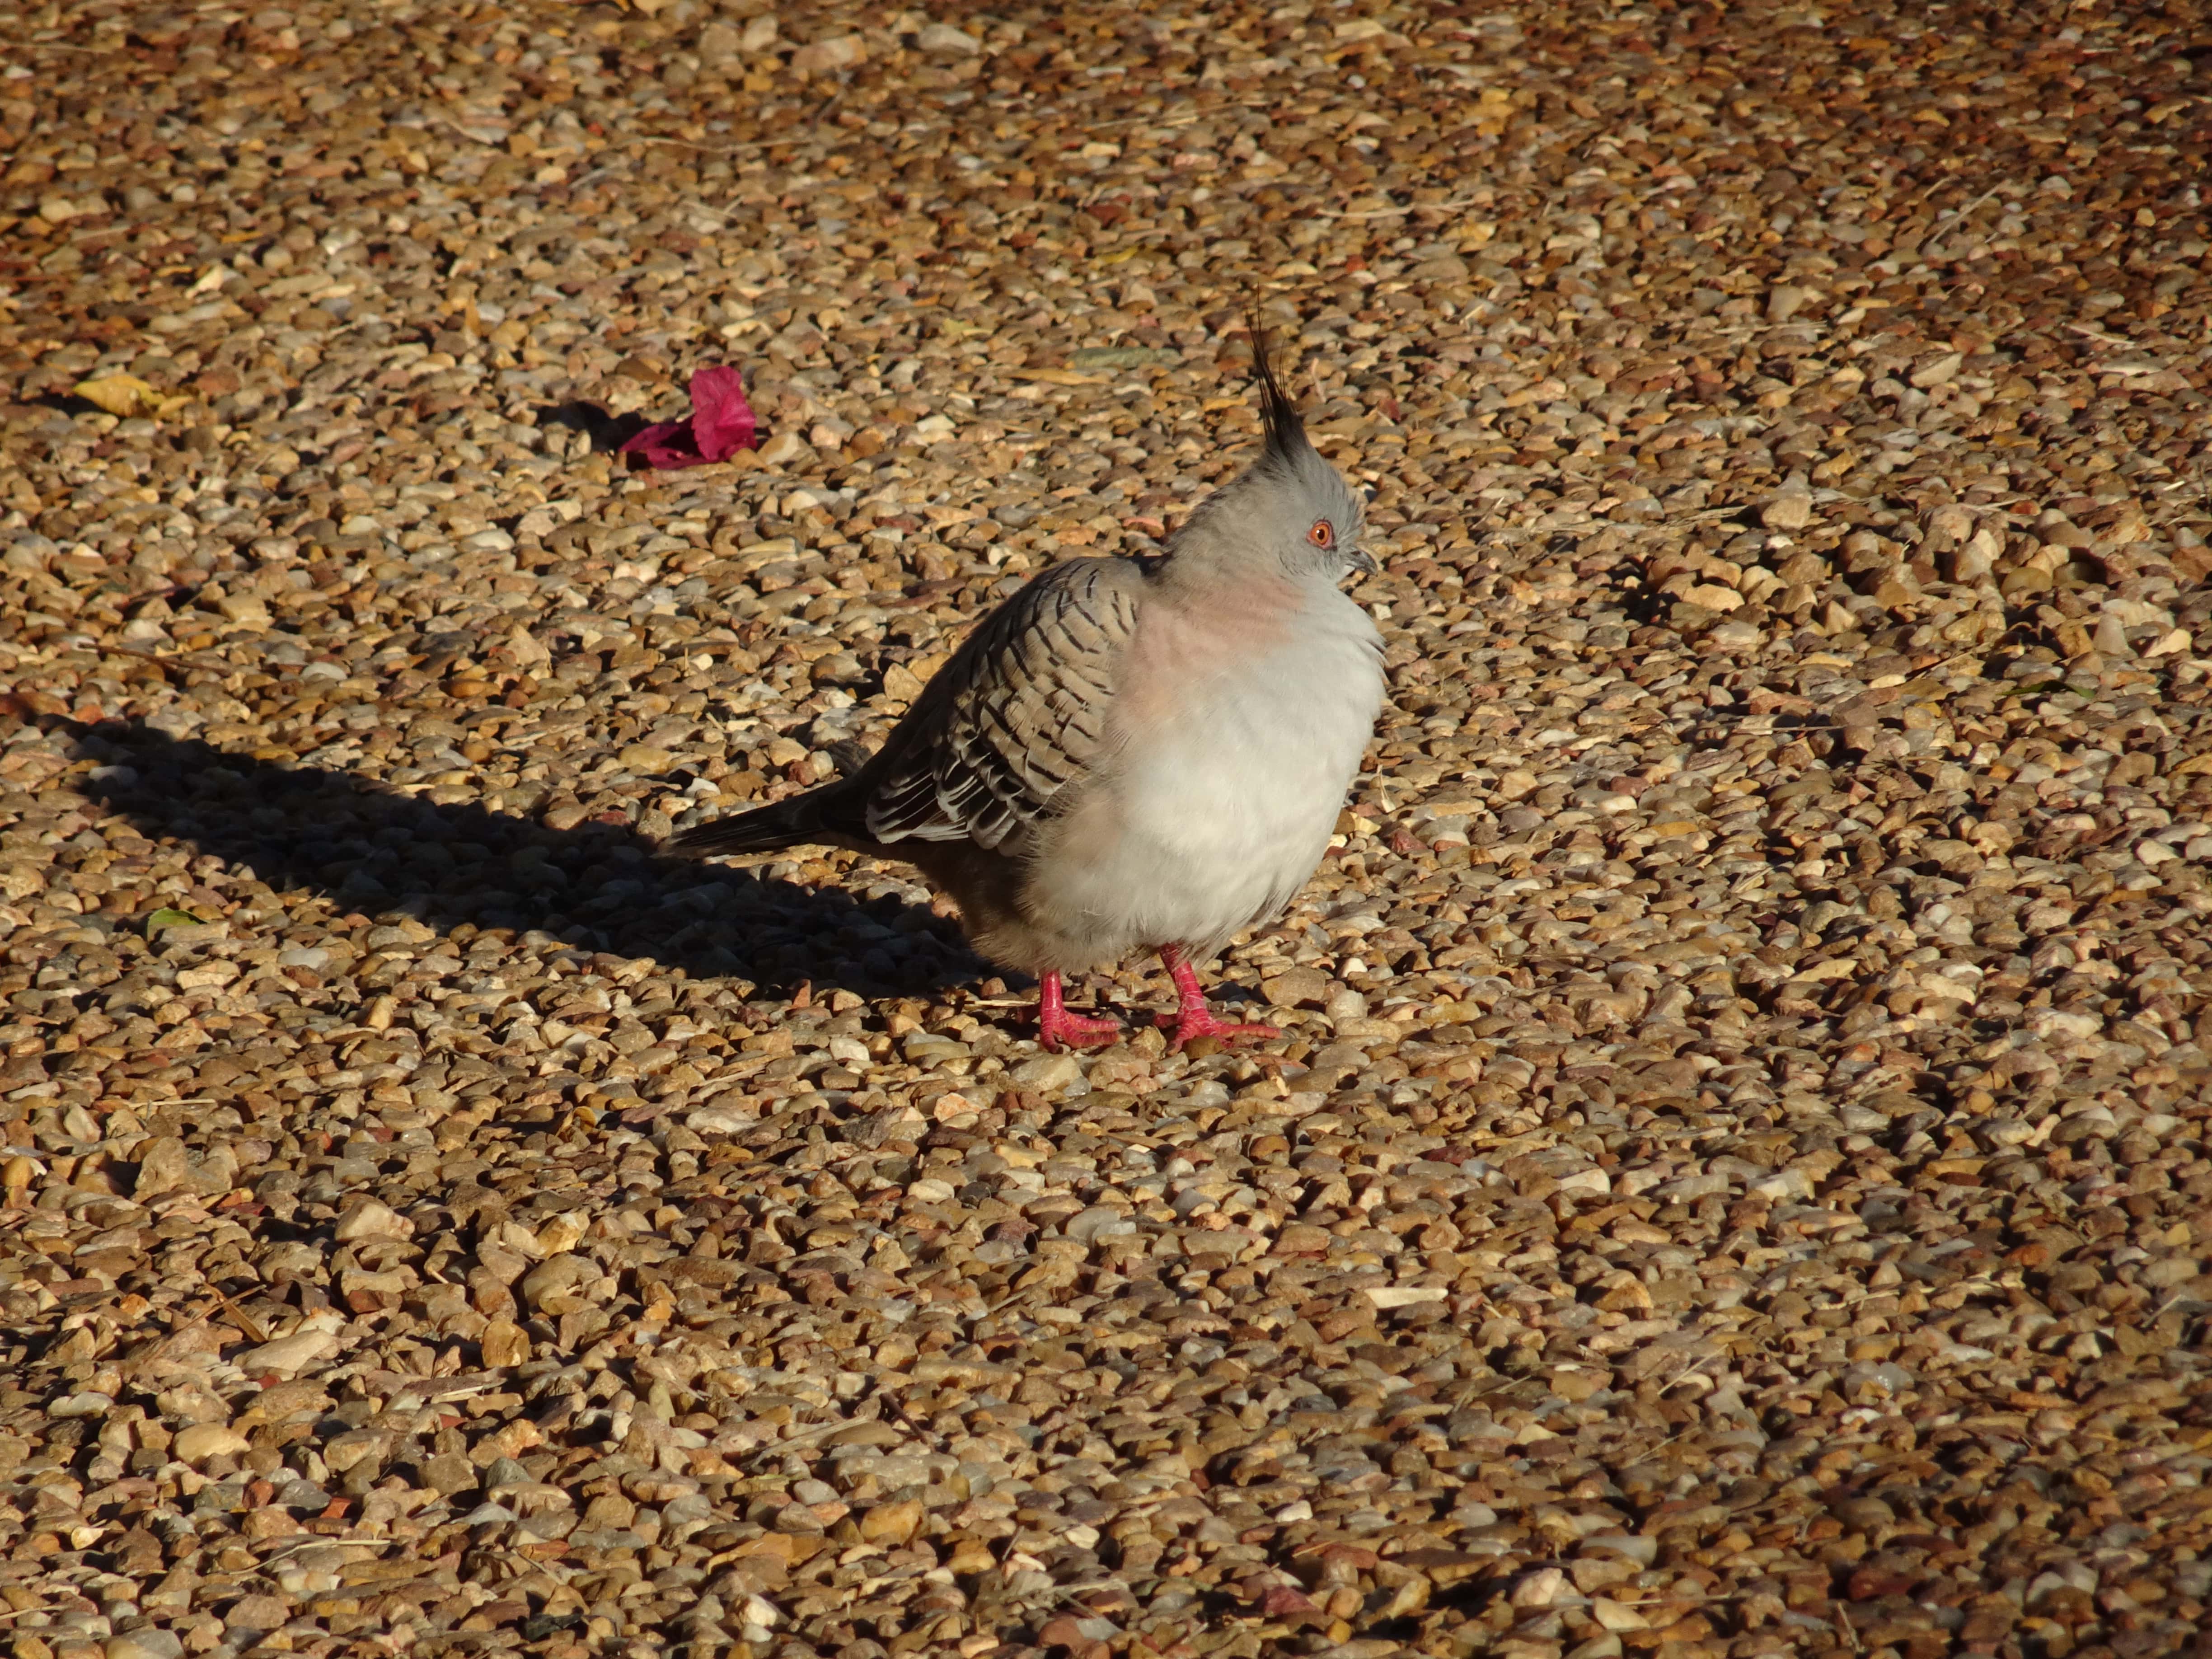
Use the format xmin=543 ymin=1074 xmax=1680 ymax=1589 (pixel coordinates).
xmin=1170 ymin=316 xmax=1376 ymax=585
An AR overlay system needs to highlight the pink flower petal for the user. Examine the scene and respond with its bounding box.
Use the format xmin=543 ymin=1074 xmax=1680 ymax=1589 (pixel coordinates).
xmin=686 ymin=366 xmax=757 ymax=459
xmin=616 ymin=419 xmax=697 ymax=469
xmin=616 ymin=365 xmax=759 ymax=470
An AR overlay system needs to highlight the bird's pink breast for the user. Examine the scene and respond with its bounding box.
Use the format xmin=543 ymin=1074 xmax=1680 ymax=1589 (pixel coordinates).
xmin=1115 ymin=574 xmax=1302 ymax=733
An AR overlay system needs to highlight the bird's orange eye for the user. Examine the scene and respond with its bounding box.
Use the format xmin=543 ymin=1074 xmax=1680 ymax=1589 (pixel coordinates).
xmin=1308 ymin=520 xmax=1334 ymax=547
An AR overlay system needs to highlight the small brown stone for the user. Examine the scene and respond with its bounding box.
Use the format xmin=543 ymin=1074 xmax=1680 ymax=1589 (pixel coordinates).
xmin=479 ymin=1320 xmax=531 ymax=1368
xmin=858 ymin=1498 xmax=923 ymax=1546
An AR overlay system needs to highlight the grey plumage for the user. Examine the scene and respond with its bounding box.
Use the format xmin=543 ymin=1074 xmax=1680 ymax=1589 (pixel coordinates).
xmin=866 ymin=557 xmax=1140 ymax=848
xmin=671 ymin=556 xmax=1141 ymax=858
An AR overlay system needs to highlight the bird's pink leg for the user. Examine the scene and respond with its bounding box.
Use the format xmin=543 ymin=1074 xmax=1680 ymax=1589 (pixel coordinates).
xmin=1037 ymin=970 xmax=1120 ymax=1052
xmin=1158 ymin=946 xmax=1280 ymax=1051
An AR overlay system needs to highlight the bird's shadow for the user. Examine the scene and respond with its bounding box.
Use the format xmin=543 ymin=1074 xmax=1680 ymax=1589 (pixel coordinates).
xmin=61 ymin=719 xmax=986 ymax=999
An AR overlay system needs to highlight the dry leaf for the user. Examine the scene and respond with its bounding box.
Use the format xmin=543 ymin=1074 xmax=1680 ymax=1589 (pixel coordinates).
xmin=74 ymin=374 xmax=188 ymax=421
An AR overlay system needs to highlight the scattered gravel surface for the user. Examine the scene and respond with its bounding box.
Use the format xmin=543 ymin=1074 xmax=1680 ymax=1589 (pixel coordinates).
xmin=6 ymin=2 xmax=2212 ymax=1657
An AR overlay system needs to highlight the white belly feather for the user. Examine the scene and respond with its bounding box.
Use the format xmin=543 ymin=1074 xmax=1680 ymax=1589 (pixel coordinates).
xmin=1027 ymin=589 xmax=1384 ymax=958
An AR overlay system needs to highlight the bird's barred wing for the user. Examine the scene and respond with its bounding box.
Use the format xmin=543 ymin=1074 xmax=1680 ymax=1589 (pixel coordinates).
xmin=862 ymin=558 xmax=1141 ymax=849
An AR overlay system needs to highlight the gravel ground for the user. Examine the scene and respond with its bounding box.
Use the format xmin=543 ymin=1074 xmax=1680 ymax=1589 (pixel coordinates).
xmin=5 ymin=2 xmax=2212 ymax=1657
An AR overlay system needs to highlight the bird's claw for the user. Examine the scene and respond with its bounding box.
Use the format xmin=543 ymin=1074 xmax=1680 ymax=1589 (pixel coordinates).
xmin=1039 ymin=1007 xmax=1121 ymax=1052
xmin=1160 ymin=1011 xmax=1281 ymax=1052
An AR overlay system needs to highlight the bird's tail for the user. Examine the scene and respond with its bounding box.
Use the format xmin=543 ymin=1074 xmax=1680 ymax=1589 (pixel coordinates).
xmin=665 ymin=745 xmax=876 ymax=858
xmin=665 ymin=794 xmax=825 ymax=858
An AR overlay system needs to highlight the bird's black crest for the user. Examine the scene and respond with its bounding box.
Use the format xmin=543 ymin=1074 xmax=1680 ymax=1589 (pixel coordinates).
xmin=1246 ymin=311 xmax=1311 ymax=467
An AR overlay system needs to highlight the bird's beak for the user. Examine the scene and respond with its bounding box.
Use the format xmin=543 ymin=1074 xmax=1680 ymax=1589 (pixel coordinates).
xmin=1348 ymin=545 xmax=1379 ymax=576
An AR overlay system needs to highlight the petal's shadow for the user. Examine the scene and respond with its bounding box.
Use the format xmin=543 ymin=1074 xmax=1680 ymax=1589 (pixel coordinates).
xmin=66 ymin=720 xmax=985 ymax=998
xmin=535 ymin=401 xmax=652 ymax=455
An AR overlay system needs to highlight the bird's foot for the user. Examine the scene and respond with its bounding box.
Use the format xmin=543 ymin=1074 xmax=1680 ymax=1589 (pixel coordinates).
xmin=1036 ymin=970 xmax=1120 ymax=1052
xmin=1158 ymin=1008 xmax=1281 ymax=1052
xmin=1155 ymin=945 xmax=1279 ymax=1052
xmin=1039 ymin=1005 xmax=1121 ymax=1052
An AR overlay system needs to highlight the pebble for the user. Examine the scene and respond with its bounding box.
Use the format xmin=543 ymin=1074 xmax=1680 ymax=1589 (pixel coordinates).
xmin=170 ymin=1424 xmax=249 ymax=1464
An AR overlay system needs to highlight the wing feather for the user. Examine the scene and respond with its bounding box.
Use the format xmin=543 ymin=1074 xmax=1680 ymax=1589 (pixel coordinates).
xmin=859 ymin=558 xmax=1142 ymax=848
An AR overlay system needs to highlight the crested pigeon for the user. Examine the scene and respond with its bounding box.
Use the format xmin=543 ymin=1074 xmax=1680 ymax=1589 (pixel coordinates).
xmin=671 ymin=324 xmax=1387 ymax=1051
